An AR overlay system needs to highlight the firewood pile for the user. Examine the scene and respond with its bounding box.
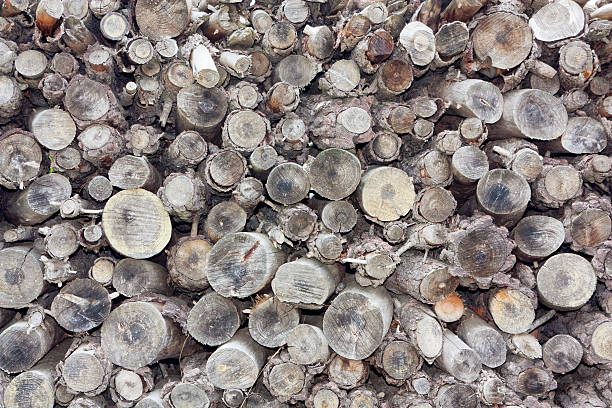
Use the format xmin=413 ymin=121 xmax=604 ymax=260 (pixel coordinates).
xmin=0 ymin=0 xmax=612 ymax=406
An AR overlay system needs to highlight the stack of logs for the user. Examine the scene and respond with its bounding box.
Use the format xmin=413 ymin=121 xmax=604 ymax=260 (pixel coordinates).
xmin=0 ymin=0 xmax=612 ymax=406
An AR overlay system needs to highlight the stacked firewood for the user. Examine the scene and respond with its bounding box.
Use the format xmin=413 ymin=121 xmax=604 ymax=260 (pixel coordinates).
xmin=0 ymin=0 xmax=611 ymax=406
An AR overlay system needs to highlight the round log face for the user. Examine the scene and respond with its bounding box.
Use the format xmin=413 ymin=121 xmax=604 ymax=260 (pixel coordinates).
xmin=537 ymin=253 xmax=596 ymax=310
xmin=135 ymin=0 xmax=190 ymax=41
xmin=101 ymin=302 xmax=168 ymax=370
xmin=4 ymin=372 xmax=55 ymax=408
xmin=473 ymin=13 xmax=532 ymax=69
xmin=102 ymin=189 xmax=171 ymax=259
xmin=323 ymin=289 xmax=391 ymax=360
xmin=207 ymin=232 xmax=284 ymax=298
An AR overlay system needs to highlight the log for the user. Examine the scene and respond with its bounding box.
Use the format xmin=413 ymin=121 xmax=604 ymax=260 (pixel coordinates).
xmin=4 ymin=173 xmax=72 ymax=225
xmin=77 ymin=124 xmax=123 ymax=169
xmin=435 ymin=384 xmax=479 ymax=408
xmin=99 ymin=11 xmax=130 ymax=41
xmin=158 ymin=172 xmax=207 ymax=222
xmin=266 ymin=162 xmax=310 ymax=205
xmin=388 ymin=250 xmax=458 ymax=304
xmin=435 ymin=21 xmax=469 ymax=59
xmin=403 ymin=150 xmax=452 ymax=187
xmin=176 ymin=84 xmax=228 ymax=140
xmin=439 ymin=79 xmax=503 ymax=123
xmin=472 ymin=12 xmax=532 ymax=70
xmin=489 ymin=288 xmax=535 ymax=334
xmin=222 ymin=109 xmax=270 ymax=153
xmin=512 ymin=215 xmax=565 ymax=261
xmin=220 ymin=51 xmax=251 ymax=78
xmin=0 ymin=310 xmax=63 ymax=373
xmin=83 ymin=45 xmax=115 ymax=85
xmin=64 ymin=75 xmax=127 ymax=130
xmin=248 ymin=296 xmax=300 ymax=348
xmin=568 ymin=207 xmax=612 ymax=252
xmin=42 ymin=222 xmax=80 ymax=259
xmin=134 ymin=0 xmax=190 ymax=41
xmin=399 ymin=22 xmax=435 ymax=66
xmin=544 ymin=116 xmax=607 ymax=154
xmin=304 ymin=25 xmax=334 ymax=61
xmin=228 ymin=81 xmax=261 ymax=110
xmin=272 ymin=257 xmax=341 ymax=308
xmin=434 ymin=293 xmax=464 ymax=323
xmin=0 ymin=246 xmax=45 ymax=308
xmin=476 ymin=169 xmax=531 ymax=226
xmin=206 ymin=329 xmax=266 ymax=390
xmin=28 ymin=108 xmax=76 ymax=151
xmin=62 ymin=17 xmax=97 ymax=55
xmin=191 ymin=44 xmax=219 ymax=88
xmin=307 ymin=382 xmax=346 ymax=408
xmin=274 ymin=114 xmax=308 ymax=158
xmin=204 ymin=201 xmax=247 ymax=242
xmin=3 ymin=340 xmax=71 ymax=408
xmin=207 ymin=232 xmax=285 ymax=298
xmin=89 ymin=257 xmax=115 ymax=286
xmin=248 ymin=145 xmax=277 ymax=177
xmin=0 ymin=75 xmax=22 ymax=124
xmin=320 ymin=59 xmax=361 ymax=94
xmin=491 ymin=89 xmax=568 ymax=141
xmin=537 ymin=253 xmax=597 ymax=310
xmin=166 ymin=235 xmax=211 ymax=292
xmin=327 ymin=355 xmax=369 ymax=389
xmin=87 ymin=176 xmax=113 ymax=202
xmin=263 ymin=357 xmax=309 ymax=402
xmin=201 ymin=148 xmax=247 ymax=193
xmin=376 ymin=59 xmax=413 ymax=98
xmin=112 ymin=258 xmax=171 ymax=297
xmin=308 ymin=148 xmax=361 ymax=201
xmin=414 ymin=187 xmax=456 ymax=223
xmin=112 ymin=369 xmax=148 ymax=404
xmin=262 ymin=22 xmax=297 ymax=62
xmin=0 ymin=130 xmax=42 ymax=190
xmin=363 ymin=131 xmax=402 ymax=164
xmin=101 ymin=299 xmax=189 ymax=370
xmin=559 ymin=41 xmax=594 ymax=90
xmin=356 ymin=166 xmax=415 ymax=222
xmin=499 ymin=355 xmax=555 ymax=397
xmin=187 ymin=292 xmax=243 ymax=346
xmin=321 ymin=200 xmax=357 ymax=233
xmin=232 ymin=177 xmax=265 ymax=211
xmin=529 ymin=0 xmax=584 ymax=42
xmin=323 ymin=279 xmax=393 ymax=360
xmin=542 ymin=334 xmax=583 ymax=374
xmin=15 ymin=50 xmax=47 ymax=87
xmin=456 ymin=311 xmax=507 ymax=368
xmin=286 ymin=322 xmax=330 ymax=366
xmin=39 ymin=73 xmax=67 ymax=105
xmin=274 ymin=55 xmax=318 ymax=89
xmin=60 ymin=336 xmax=112 ymax=395
xmin=169 ymin=382 xmax=213 ymax=408
xmin=373 ymin=334 xmax=421 ymax=383
xmin=101 ymin=189 xmax=172 ymax=259
xmin=264 ymin=81 xmax=300 ymax=117
xmin=451 ymin=145 xmax=489 ymax=184
xmin=50 ymin=278 xmax=112 ymax=332
xmin=435 ymin=329 xmax=482 ymax=383
xmin=532 ymin=163 xmax=583 ymax=208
